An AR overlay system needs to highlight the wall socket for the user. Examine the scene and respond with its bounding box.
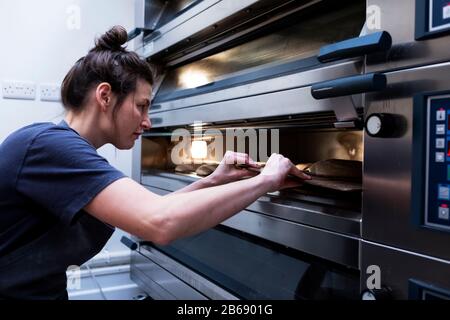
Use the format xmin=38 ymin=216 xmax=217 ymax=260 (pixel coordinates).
xmin=2 ymin=81 xmax=36 ymax=100
xmin=40 ymin=83 xmax=61 ymax=102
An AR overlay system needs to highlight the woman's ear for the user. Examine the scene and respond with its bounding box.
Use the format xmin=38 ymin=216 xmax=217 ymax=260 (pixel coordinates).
xmin=96 ymin=82 xmax=113 ymax=112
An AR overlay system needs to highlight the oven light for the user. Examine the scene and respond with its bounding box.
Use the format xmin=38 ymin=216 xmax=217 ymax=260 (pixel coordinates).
xmin=191 ymin=141 xmax=207 ymax=159
xmin=180 ymin=69 xmax=211 ymax=89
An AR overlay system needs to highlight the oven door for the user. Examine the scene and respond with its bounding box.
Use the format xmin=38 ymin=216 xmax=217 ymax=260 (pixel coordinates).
xmin=148 ymin=0 xmax=368 ymax=128
xmin=129 ymin=222 xmax=360 ymax=300
xmin=137 ymin=0 xmax=366 ymax=64
xmin=135 ymin=0 xmax=271 ymax=58
xmin=360 ymin=241 xmax=450 ymax=300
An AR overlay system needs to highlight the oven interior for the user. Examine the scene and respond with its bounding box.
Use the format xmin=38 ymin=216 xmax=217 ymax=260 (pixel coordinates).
xmin=141 ymin=116 xmax=363 ymax=213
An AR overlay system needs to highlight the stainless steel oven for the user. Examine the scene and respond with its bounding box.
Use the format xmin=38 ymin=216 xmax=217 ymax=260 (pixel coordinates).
xmin=124 ymin=0 xmax=450 ymax=300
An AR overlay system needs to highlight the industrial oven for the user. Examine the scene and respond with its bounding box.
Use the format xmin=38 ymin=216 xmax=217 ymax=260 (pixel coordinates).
xmin=121 ymin=0 xmax=450 ymax=300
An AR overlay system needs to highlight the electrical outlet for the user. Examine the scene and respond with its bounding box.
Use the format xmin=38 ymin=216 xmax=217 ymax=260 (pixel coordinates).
xmin=2 ymin=81 xmax=36 ymax=100
xmin=40 ymin=83 xmax=61 ymax=102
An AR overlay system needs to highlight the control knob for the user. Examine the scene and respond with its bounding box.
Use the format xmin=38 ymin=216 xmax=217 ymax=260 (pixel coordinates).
xmin=365 ymin=113 xmax=397 ymax=138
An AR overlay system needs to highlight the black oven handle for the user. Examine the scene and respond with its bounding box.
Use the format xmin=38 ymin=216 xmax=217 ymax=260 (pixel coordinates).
xmin=311 ymin=73 xmax=386 ymax=99
xmin=317 ymin=31 xmax=392 ymax=63
xmin=120 ymin=236 xmax=154 ymax=251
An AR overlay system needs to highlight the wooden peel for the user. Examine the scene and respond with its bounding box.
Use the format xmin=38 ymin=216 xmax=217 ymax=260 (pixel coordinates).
xmin=303 ymin=176 xmax=362 ymax=192
xmin=236 ymin=161 xmax=362 ymax=192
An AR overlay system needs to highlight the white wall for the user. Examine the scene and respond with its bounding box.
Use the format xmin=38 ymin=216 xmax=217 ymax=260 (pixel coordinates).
xmin=0 ymin=0 xmax=135 ymax=176
xmin=0 ymin=0 xmax=136 ymax=252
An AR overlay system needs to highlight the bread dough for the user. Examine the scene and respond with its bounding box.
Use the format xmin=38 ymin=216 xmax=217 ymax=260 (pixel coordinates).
xmin=175 ymin=163 xmax=196 ymax=174
xmin=295 ymin=163 xmax=312 ymax=171
xmin=196 ymin=164 xmax=218 ymax=177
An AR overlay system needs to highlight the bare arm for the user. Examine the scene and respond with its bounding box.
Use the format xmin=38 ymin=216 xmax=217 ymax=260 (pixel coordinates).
xmin=171 ymin=176 xmax=216 ymax=194
xmin=84 ymin=153 xmax=310 ymax=245
xmin=85 ymin=175 xmax=270 ymax=245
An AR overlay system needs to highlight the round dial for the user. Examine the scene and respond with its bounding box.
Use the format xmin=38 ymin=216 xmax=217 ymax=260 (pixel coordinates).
xmin=366 ymin=114 xmax=382 ymax=136
xmin=365 ymin=113 xmax=397 ymax=138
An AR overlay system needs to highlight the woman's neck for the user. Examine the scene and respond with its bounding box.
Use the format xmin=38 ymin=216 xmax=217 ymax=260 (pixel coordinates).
xmin=64 ymin=111 xmax=108 ymax=149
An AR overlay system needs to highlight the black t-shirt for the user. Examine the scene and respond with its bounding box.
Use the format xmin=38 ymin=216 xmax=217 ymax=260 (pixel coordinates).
xmin=0 ymin=121 xmax=126 ymax=299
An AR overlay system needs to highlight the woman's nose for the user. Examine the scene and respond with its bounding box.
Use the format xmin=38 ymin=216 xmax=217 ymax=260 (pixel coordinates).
xmin=142 ymin=115 xmax=151 ymax=130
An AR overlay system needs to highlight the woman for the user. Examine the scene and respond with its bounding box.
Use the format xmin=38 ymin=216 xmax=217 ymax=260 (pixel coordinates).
xmin=0 ymin=26 xmax=310 ymax=300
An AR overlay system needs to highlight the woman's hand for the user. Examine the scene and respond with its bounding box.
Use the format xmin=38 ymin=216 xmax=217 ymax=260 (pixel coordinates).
xmin=207 ymin=151 xmax=261 ymax=186
xmin=259 ymin=153 xmax=311 ymax=192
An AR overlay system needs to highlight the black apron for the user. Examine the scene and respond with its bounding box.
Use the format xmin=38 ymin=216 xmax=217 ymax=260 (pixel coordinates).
xmin=0 ymin=212 xmax=113 ymax=300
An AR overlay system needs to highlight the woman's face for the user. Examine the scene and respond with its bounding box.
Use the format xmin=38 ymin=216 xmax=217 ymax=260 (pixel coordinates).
xmin=112 ymin=79 xmax=152 ymax=149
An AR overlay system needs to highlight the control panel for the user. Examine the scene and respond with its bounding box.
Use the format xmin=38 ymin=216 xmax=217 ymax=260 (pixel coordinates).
xmin=409 ymin=280 xmax=450 ymax=300
xmin=416 ymin=0 xmax=450 ymax=39
xmin=429 ymin=0 xmax=450 ymax=32
xmin=426 ymin=94 xmax=450 ymax=231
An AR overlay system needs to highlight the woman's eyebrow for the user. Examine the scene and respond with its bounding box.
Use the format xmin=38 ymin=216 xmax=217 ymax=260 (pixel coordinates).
xmin=138 ymin=98 xmax=150 ymax=106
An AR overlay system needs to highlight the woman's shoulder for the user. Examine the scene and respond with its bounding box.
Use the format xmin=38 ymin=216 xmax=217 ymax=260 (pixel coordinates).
xmin=2 ymin=122 xmax=84 ymax=148
xmin=1 ymin=122 xmax=97 ymax=164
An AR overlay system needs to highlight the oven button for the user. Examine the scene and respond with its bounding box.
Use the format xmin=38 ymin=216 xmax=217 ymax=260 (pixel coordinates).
xmin=438 ymin=205 xmax=449 ymax=220
xmin=436 ymin=152 xmax=445 ymax=162
xmin=365 ymin=113 xmax=396 ymax=137
xmin=438 ymin=185 xmax=450 ymax=200
xmin=436 ymin=124 xmax=445 ymax=135
xmin=436 ymin=138 xmax=445 ymax=149
xmin=437 ymin=109 xmax=446 ymax=121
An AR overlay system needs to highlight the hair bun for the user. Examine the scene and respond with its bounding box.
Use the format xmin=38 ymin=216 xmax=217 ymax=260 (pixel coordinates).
xmin=95 ymin=25 xmax=128 ymax=51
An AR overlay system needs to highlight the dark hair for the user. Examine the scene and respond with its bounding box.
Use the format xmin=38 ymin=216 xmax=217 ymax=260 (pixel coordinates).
xmin=61 ymin=25 xmax=154 ymax=113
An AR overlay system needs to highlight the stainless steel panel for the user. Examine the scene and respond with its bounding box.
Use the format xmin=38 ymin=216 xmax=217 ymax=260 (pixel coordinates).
xmin=137 ymin=0 xmax=258 ymax=57
xmin=363 ymin=61 xmax=450 ymax=260
xmin=131 ymin=250 xmax=208 ymax=299
xmin=131 ymin=260 xmax=177 ymax=299
xmin=164 ymin=0 xmax=326 ymax=67
xmin=150 ymin=88 xmax=360 ymax=127
xmin=360 ymin=240 xmax=450 ymax=299
xmin=131 ymin=136 xmax=142 ymax=183
xmin=144 ymin=0 xmax=219 ymax=36
xmin=221 ymin=209 xmax=359 ymax=268
xmin=149 ymin=0 xmax=201 ymax=30
xmin=151 ymin=60 xmax=362 ymax=113
xmin=366 ymin=0 xmax=450 ymax=72
xmin=138 ymin=245 xmax=239 ymax=300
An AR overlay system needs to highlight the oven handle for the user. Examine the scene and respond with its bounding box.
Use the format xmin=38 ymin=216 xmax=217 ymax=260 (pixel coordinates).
xmin=120 ymin=236 xmax=154 ymax=251
xmin=120 ymin=236 xmax=138 ymax=250
xmin=311 ymin=73 xmax=386 ymax=99
xmin=317 ymin=31 xmax=392 ymax=63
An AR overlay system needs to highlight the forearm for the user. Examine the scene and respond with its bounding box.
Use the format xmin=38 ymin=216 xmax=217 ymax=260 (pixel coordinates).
xmin=154 ymin=175 xmax=270 ymax=242
xmin=172 ymin=175 xmax=218 ymax=194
